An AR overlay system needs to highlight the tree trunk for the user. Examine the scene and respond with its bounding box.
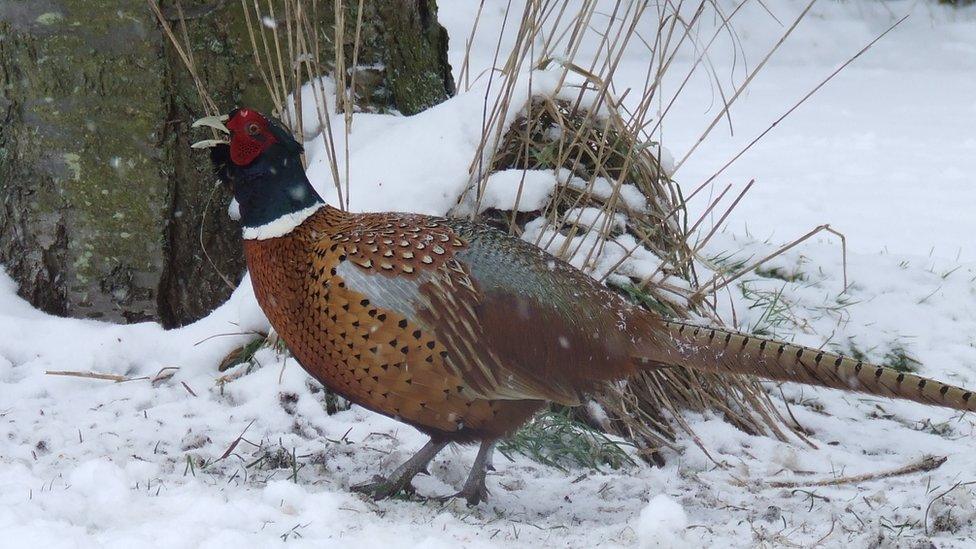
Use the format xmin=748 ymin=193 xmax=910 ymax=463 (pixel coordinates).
xmin=340 ymin=0 xmax=455 ymax=115
xmin=0 ymin=0 xmax=453 ymax=326
xmin=0 ymin=1 xmax=172 ymax=323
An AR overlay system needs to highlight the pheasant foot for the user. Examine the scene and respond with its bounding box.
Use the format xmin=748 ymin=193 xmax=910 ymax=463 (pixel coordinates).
xmin=437 ymin=440 xmax=495 ymax=506
xmin=352 ymin=438 xmax=447 ymax=501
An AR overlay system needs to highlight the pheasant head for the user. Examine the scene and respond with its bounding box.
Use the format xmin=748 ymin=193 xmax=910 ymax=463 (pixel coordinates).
xmin=192 ymin=108 xmax=323 ymax=239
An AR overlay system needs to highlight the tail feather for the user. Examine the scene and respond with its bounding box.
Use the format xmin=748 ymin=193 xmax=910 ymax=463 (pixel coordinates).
xmin=645 ymin=319 xmax=976 ymax=413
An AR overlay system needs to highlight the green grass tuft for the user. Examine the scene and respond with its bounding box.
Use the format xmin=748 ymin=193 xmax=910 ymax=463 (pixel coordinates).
xmin=613 ymin=282 xmax=677 ymax=318
xmin=844 ymin=341 xmax=920 ymax=373
xmin=755 ymin=266 xmax=806 ymax=283
xmin=741 ymin=284 xmax=798 ymax=337
xmin=499 ymin=409 xmax=638 ymax=472
xmin=882 ymin=346 xmax=921 ymax=373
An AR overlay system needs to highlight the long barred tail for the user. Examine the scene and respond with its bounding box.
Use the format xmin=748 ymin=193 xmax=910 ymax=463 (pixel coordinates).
xmin=651 ymin=319 xmax=976 ymax=413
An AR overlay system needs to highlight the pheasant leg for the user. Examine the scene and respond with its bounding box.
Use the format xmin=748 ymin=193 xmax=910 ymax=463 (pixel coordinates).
xmin=439 ymin=440 xmax=496 ymax=506
xmin=352 ymin=438 xmax=448 ymax=500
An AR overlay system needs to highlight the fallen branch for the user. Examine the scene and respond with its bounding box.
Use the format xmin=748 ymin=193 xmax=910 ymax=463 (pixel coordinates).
xmin=45 ymin=370 xmax=146 ymax=383
xmin=757 ymin=455 xmax=947 ymax=489
xmin=48 ymin=366 xmax=181 ymax=386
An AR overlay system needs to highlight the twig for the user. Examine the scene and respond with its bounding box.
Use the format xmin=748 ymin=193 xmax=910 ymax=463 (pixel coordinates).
xmin=218 ymin=419 xmax=258 ymax=460
xmin=193 ymin=329 xmax=267 ymax=346
xmin=181 ymin=381 xmax=199 ymax=397
xmin=45 ymin=370 xmax=144 ymax=383
xmin=151 ymin=366 xmax=181 ymax=385
xmin=757 ymin=455 xmax=947 ymax=489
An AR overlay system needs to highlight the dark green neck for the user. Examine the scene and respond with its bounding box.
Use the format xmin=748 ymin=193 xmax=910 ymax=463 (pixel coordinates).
xmin=232 ymin=148 xmax=323 ymax=231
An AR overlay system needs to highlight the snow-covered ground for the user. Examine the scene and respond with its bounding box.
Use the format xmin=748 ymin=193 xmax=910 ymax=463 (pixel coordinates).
xmin=3 ymin=1 xmax=976 ymax=547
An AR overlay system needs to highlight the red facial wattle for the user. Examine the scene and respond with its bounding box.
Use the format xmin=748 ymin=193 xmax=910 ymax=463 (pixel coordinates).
xmin=227 ymin=109 xmax=277 ymax=166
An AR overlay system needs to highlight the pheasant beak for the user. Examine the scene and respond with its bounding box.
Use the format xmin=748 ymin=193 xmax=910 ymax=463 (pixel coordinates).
xmin=190 ymin=114 xmax=231 ymax=149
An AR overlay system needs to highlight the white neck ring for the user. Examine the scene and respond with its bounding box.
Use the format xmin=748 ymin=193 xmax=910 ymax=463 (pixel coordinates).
xmin=241 ymin=203 xmax=324 ymax=240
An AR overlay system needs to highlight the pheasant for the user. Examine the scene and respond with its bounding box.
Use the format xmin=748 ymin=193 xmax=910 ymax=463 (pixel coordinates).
xmin=193 ymin=108 xmax=976 ymax=505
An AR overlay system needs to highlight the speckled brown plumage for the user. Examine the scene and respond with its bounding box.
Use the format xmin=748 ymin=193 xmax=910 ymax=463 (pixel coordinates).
xmin=245 ymin=207 xmax=549 ymax=442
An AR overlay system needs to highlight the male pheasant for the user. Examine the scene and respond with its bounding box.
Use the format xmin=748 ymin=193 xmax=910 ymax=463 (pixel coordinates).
xmin=193 ymin=109 xmax=976 ymax=505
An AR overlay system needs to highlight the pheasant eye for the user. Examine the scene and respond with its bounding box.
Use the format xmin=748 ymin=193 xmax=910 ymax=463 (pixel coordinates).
xmin=246 ymin=122 xmax=261 ymax=136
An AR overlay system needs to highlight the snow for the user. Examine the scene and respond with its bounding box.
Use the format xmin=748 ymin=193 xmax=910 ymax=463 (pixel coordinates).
xmin=227 ymin=198 xmax=241 ymax=221
xmin=635 ymin=495 xmax=692 ymax=549
xmin=460 ymin=169 xmax=559 ymax=214
xmin=3 ymin=0 xmax=976 ymax=547
xmin=560 ymin=173 xmax=649 ymax=213
xmin=564 ymin=207 xmax=627 ymax=233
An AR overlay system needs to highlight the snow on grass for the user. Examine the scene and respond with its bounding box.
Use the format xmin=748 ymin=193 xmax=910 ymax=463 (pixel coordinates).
xmin=463 ymin=169 xmax=559 ymax=214
xmin=2 ymin=0 xmax=976 ymax=547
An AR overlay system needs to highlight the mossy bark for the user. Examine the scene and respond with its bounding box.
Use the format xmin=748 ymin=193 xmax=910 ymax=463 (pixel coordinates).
xmin=0 ymin=0 xmax=453 ymax=326
xmin=337 ymin=0 xmax=455 ymax=114
xmin=0 ymin=1 xmax=170 ymax=322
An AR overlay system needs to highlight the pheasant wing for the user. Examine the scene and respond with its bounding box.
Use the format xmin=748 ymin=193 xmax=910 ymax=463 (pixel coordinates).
xmin=413 ymin=222 xmax=645 ymax=404
xmin=325 ymin=215 xmax=650 ymax=405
